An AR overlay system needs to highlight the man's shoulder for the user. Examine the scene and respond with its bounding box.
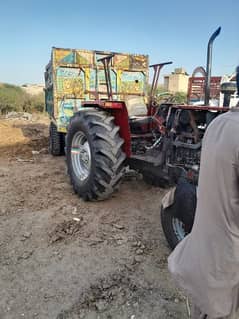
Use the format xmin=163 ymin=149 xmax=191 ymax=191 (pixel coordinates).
xmin=213 ymin=109 xmax=239 ymax=125
xmin=205 ymin=110 xmax=239 ymax=140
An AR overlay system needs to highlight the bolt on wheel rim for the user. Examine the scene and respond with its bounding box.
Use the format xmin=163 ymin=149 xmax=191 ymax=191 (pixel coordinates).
xmin=71 ymin=132 xmax=91 ymax=181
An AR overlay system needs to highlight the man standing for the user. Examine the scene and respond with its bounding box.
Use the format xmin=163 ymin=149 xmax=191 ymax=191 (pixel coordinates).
xmin=236 ymin=66 xmax=239 ymax=96
xmin=168 ymin=67 xmax=239 ymax=319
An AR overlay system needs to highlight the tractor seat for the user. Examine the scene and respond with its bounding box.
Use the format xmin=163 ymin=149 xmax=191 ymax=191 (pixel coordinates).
xmin=124 ymin=96 xmax=148 ymax=117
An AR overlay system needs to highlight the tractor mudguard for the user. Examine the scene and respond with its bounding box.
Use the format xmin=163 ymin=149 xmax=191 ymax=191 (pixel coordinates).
xmin=80 ymin=102 xmax=131 ymax=157
xmin=111 ymin=103 xmax=131 ymax=157
xmin=161 ymin=187 xmax=176 ymax=210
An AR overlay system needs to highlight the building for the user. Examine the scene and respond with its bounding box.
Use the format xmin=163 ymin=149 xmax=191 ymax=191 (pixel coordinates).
xmin=164 ymin=68 xmax=189 ymax=93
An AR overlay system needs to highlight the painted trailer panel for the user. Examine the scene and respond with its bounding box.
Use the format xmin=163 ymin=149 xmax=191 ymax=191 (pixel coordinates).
xmin=45 ymin=48 xmax=149 ymax=132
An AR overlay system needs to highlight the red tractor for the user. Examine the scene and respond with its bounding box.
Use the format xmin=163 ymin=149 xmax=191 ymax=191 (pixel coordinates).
xmin=64 ymin=56 xmax=174 ymax=201
xmin=63 ymin=27 xmax=239 ymax=249
xmin=64 ymin=27 xmax=230 ymax=203
xmin=46 ymin=28 xmax=238 ymax=247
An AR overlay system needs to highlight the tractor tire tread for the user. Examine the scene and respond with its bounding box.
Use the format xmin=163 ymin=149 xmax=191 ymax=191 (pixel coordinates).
xmin=160 ymin=205 xmax=179 ymax=250
xmin=66 ymin=110 xmax=126 ymax=201
xmin=49 ymin=122 xmax=65 ymax=156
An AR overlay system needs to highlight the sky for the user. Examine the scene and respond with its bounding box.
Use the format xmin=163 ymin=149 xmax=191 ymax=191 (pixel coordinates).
xmin=0 ymin=0 xmax=238 ymax=85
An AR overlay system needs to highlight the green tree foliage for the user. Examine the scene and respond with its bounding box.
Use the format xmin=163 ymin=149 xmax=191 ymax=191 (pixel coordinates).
xmin=0 ymin=83 xmax=45 ymax=114
xmin=172 ymin=92 xmax=187 ymax=103
xmin=148 ymin=83 xmax=187 ymax=104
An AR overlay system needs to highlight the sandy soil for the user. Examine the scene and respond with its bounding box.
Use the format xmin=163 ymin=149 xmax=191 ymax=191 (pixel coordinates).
xmin=21 ymin=84 xmax=44 ymax=96
xmin=0 ymin=116 xmax=188 ymax=319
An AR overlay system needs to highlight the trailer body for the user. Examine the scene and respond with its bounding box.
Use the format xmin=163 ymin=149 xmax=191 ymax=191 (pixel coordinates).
xmin=45 ymin=48 xmax=149 ymax=132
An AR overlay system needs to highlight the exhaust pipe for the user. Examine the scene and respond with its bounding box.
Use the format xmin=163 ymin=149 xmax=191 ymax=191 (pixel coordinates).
xmin=204 ymin=27 xmax=221 ymax=105
xmin=236 ymin=65 xmax=239 ymax=96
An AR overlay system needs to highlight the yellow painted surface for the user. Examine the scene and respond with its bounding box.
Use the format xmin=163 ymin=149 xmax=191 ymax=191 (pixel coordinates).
xmin=46 ymin=48 xmax=149 ymax=131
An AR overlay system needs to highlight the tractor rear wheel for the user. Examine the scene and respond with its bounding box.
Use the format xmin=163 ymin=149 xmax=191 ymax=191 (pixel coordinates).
xmin=49 ymin=122 xmax=65 ymax=156
xmin=66 ymin=110 xmax=126 ymax=201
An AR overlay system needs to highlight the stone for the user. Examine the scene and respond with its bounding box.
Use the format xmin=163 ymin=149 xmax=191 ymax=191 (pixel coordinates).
xmin=95 ymin=300 xmax=108 ymax=311
xmin=134 ymin=256 xmax=144 ymax=263
xmin=23 ymin=232 xmax=32 ymax=239
xmin=135 ymin=249 xmax=144 ymax=255
xmin=112 ymin=224 xmax=124 ymax=230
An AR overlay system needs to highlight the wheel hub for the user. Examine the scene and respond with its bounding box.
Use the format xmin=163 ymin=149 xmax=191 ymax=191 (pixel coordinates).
xmin=71 ymin=132 xmax=91 ymax=181
xmin=80 ymin=149 xmax=89 ymax=165
xmin=172 ymin=217 xmax=187 ymax=241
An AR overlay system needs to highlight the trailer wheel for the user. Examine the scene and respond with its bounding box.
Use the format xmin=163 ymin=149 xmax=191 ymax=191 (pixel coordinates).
xmin=49 ymin=122 xmax=65 ymax=156
xmin=66 ymin=110 xmax=126 ymax=201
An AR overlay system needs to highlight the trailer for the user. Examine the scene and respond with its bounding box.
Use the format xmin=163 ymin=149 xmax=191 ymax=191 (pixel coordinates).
xmin=45 ymin=48 xmax=149 ymax=155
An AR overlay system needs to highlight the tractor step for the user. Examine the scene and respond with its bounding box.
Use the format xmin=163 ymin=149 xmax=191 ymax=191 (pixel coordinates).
xmin=130 ymin=154 xmax=163 ymax=166
xmin=128 ymin=156 xmax=171 ymax=187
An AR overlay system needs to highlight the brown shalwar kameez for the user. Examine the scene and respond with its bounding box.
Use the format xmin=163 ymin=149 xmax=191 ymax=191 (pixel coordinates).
xmin=168 ymin=109 xmax=239 ymax=318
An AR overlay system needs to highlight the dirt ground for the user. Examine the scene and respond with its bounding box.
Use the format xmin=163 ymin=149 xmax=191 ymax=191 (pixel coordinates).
xmin=0 ymin=116 xmax=188 ymax=319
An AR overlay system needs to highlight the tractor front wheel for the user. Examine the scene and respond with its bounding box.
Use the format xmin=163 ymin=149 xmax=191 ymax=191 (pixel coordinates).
xmin=161 ymin=181 xmax=196 ymax=249
xmin=161 ymin=205 xmax=189 ymax=250
xmin=66 ymin=110 xmax=126 ymax=201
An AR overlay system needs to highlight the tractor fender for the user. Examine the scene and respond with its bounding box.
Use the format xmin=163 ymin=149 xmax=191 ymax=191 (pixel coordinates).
xmin=161 ymin=187 xmax=176 ymax=210
xmin=75 ymin=104 xmax=131 ymax=158
xmin=75 ymin=107 xmax=99 ymax=113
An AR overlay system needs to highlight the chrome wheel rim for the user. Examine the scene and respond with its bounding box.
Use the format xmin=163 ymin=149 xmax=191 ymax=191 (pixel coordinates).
xmin=71 ymin=132 xmax=91 ymax=181
xmin=172 ymin=217 xmax=186 ymax=241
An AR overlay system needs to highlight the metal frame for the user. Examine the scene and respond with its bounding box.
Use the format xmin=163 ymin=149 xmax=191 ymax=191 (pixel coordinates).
xmin=204 ymin=27 xmax=221 ymax=105
xmin=149 ymin=61 xmax=173 ymax=105
xmin=97 ymin=54 xmax=115 ymax=100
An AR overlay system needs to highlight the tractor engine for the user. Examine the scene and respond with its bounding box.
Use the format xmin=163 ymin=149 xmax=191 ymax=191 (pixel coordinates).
xmin=168 ymin=139 xmax=201 ymax=169
xmin=129 ymin=105 xmax=211 ymax=185
xmin=163 ymin=108 xmax=204 ymax=182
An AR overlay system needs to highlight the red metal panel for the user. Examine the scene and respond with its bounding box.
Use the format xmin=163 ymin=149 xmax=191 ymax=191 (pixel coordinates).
xmin=111 ymin=103 xmax=131 ymax=157
xmin=172 ymin=105 xmax=228 ymax=111
xmin=82 ymin=101 xmax=125 ymax=109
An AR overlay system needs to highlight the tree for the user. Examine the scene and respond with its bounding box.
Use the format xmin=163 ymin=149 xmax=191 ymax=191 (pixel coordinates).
xmin=0 ymin=83 xmax=44 ymax=114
